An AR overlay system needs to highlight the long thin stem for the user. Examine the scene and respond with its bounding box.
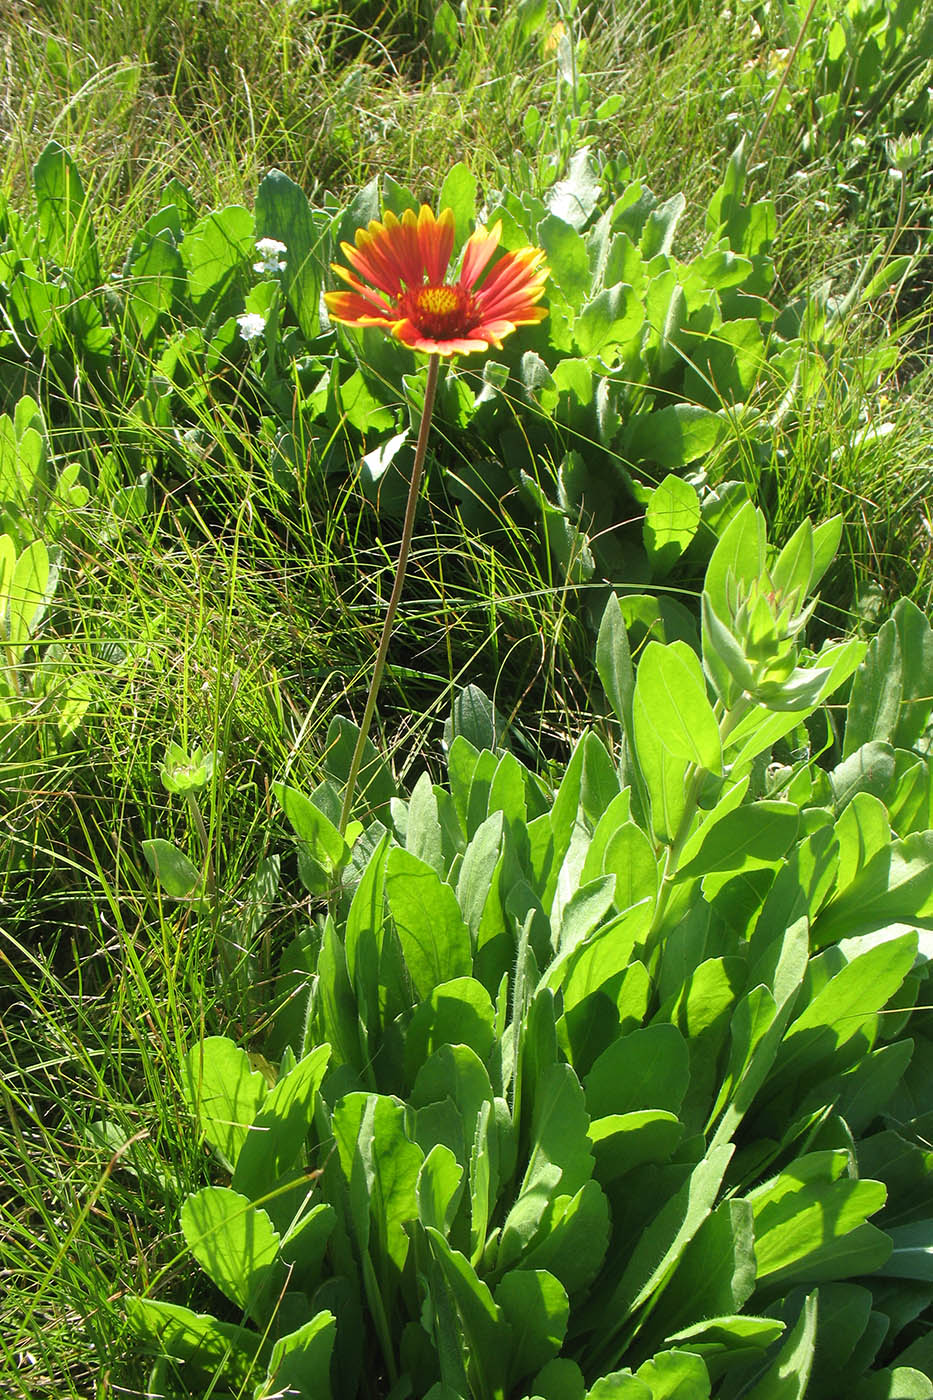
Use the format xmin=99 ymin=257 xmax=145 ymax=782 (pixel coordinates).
xmin=338 ymin=353 xmax=441 ymax=837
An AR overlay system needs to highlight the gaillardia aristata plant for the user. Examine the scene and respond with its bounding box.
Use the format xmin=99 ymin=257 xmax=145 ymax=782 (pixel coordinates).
xmin=325 ymin=204 xmax=548 ymax=357
xmin=324 ymin=204 xmax=548 ymax=835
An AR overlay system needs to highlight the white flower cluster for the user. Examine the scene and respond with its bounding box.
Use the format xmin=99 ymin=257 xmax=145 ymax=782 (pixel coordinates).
xmin=236 ymin=312 xmax=267 ymax=343
xmin=253 ymin=238 xmax=288 ymax=274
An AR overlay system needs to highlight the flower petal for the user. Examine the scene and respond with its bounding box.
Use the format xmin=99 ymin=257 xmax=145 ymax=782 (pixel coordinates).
xmin=331 ymin=262 xmax=395 ymax=310
xmin=416 ymin=206 xmax=456 ymax=285
xmin=325 ymin=289 xmax=396 ymax=327
xmin=390 ymin=318 xmax=490 ymax=357
xmin=458 ymin=221 xmax=502 ymax=289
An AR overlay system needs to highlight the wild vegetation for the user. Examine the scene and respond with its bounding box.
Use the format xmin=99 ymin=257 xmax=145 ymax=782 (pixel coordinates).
xmin=1 ymin=0 xmax=932 ymax=1396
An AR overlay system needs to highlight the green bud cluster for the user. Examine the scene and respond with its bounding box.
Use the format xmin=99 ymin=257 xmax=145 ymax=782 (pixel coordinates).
xmin=701 ymin=503 xmax=842 ymax=712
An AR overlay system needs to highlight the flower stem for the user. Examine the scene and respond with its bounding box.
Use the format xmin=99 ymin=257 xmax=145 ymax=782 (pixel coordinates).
xmin=338 ymin=353 xmax=441 ymax=837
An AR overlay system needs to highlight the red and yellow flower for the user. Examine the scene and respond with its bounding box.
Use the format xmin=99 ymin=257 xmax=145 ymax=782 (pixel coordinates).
xmin=325 ymin=205 xmax=548 ymax=358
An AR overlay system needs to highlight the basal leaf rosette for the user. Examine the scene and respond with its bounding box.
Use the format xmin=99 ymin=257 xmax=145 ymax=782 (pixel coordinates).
xmin=324 ymin=204 xmax=548 ymax=358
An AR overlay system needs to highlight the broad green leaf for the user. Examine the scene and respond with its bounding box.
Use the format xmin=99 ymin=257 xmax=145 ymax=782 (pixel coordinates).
xmin=844 ymin=615 xmax=903 ymax=759
xmin=439 ymin=163 xmax=477 ymax=249
xmin=592 ymin=1145 xmax=734 ymax=1360
xmin=664 ymin=1316 xmax=784 ymax=1378
xmin=634 ymin=640 xmax=722 ymax=771
xmin=417 ymin=1142 xmax=463 ymax=1235
xmin=182 ymin=1036 xmax=268 ymax=1173
xmin=585 ymin=1024 xmax=690 ymax=1119
xmin=635 ymin=1348 xmax=710 ymax=1398
xmin=703 ymin=500 xmax=765 ymax=629
xmin=129 ymin=230 xmax=184 ymax=344
xmin=495 ymin=1269 xmax=569 ymax=1386
xmin=650 ymin=1199 xmax=755 ymax=1345
xmin=742 ymin=1292 xmax=818 ymax=1400
xmin=830 ymin=741 xmax=896 ymax=811
xmin=33 ymin=140 xmax=99 ymax=291
xmin=124 ymin=1298 xmax=257 ymax=1388
xmin=424 ymin=1226 xmax=510 ymax=1400
xmin=547 ymin=149 xmax=601 ymax=230
xmin=322 ymin=714 xmax=396 ymax=821
xmin=587 ymin=1374 xmax=652 ymax=1399
xmin=385 ymin=847 xmax=472 ymax=999
xmin=142 ymin=838 xmax=202 ymax=899
xmin=601 ymin=822 xmax=659 ymax=915
xmin=770 ymin=932 xmax=917 ymax=1089
xmin=180 ymin=1187 xmax=283 ymax=1322
xmin=233 ymin=1043 xmax=331 ymax=1200
xmin=747 ymin=1151 xmax=889 ymax=1294
xmin=537 ymin=215 xmax=591 ymax=311
xmin=677 ymin=801 xmax=798 ymax=882
xmin=274 ymin=782 xmax=349 ymax=893
xmin=180 ymin=204 xmax=254 ymax=311
xmin=405 ymin=978 xmax=496 ymax=1083
xmin=853 ymin=1369 xmax=933 ymax=1400
xmin=813 ymin=836 xmax=933 ymax=946
xmin=644 ymin=475 xmax=701 ymax=575
xmin=7 ymin=537 xmax=50 ymax=650
xmin=336 ymin=1092 xmax=423 ymax=1279
xmin=254 ymin=168 xmax=326 ymax=339
xmin=345 ymin=831 xmax=391 ymax=1042
xmin=519 ymin=1179 xmax=612 ymax=1296
xmin=588 ymin=1110 xmax=683 ymax=1183
xmin=628 ymin=404 xmax=729 ymax=469
xmin=878 ymin=1221 xmax=933 ymax=1281
xmin=573 ymin=284 xmax=644 ymax=357
xmin=534 ymin=1358 xmax=586 ymax=1400
xmin=259 ymin=1310 xmax=335 ymax=1400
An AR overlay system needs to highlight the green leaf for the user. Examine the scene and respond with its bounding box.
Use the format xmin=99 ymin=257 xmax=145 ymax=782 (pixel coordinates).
xmin=573 ymin=284 xmax=644 ymax=357
xmin=33 ymin=140 xmax=99 ymax=291
xmin=255 ymin=168 xmax=326 ymax=339
xmin=585 ymin=1024 xmax=690 ymax=1119
xmin=322 ymin=714 xmax=397 ymax=821
xmin=182 ymin=1036 xmax=268 ymax=1173
xmin=232 ymin=1043 xmax=331 ymax=1199
xmin=771 ymin=932 xmax=918 ymax=1089
xmin=547 ymin=149 xmax=601 ymax=230
xmin=125 ymin=1298 xmax=257 ymax=1389
xmin=142 ymin=838 xmax=202 ymax=899
xmin=677 ymin=801 xmax=798 ymax=882
xmin=592 ymin=1144 xmax=734 ymax=1358
xmin=439 ymin=163 xmax=477 ymax=249
xmin=644 ymin=476 xmax=701 ymax=575
xmin=180 ymin=1187 xmax=283 ymax=1322
xmin=405 ymin=977 xmax=496 ymax=1083
xmin=180 ymin=205 xmax=254 ymax=312
xmin=259 ymin=1310 xmax=336 ymax=1400
xmin=7 ymin=537 xmax=50 ymax=650
xmin=812 ymin=836 xmax=933 ymax=947
xmin=496 ymin=1270 xmax=569 ymax=1386
xmin=335 ymin=1092 xmax=423 ymax=1277
xmin=273 ymin=782 xmax=349 ymax=893
xmin=742 ymin=1292 xmax=818 ymax=1400
xmin=747 ymin=1151 xmax=889 ymax=1295
xmin=417 ymin=1142 xmax=464 ymax=1234
xmin=588 ymin=1111 xmax=683 ymax=1183
xmin=424 ymin=1226 xmax=510 ymax=1400
xmin=634 ymin=642 xmax=722 ymax=772
xmin=877 ymin=1221 xmax=933 ymax=1281
xmin=628 ymin=404 xmax=729 ymax=469
xmin=385 ymin=847 xmax=472 ymax=999
xmin=537 ymin=215 xmax=591 ymax=311
xmin=129 ymin=230 xmax=184 ymax=345
xmin=635 ymin=1349 xmax=710 ymax=1398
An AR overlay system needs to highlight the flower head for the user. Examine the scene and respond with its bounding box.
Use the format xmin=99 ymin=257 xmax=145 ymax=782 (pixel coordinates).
xmin=236 ymin=311 xmax=267 ymax=343
xmin=253 ymin=238 xmax=288 ymax=274
xmin=324 ymin=205 xmax=548 ymax=358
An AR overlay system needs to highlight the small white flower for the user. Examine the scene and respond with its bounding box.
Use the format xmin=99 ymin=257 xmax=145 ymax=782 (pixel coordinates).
xmin=237 ymin=312 xmax=267 ymax=343
xmin=253 ymin=238 xmax=288 ymax=274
